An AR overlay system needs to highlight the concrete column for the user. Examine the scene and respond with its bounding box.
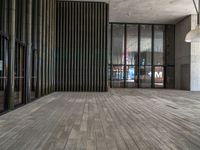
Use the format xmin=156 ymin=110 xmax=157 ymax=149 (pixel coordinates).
xmin=190 ymin=15 xmax=200 ymax=91
xmin=25 ymin=0 xmax=32 ymax=103
xmin=36 ymin=0 xmax=43 ymax=98
xmin=6 ymin=0 xmax=16 ymax=110
xmin=175 ymin=15 xmax=200 ymax=91
xmin=175 ymin=16 xmax=191 ymax=90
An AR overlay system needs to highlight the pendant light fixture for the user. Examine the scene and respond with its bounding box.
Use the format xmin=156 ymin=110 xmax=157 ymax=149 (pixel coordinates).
xmin=185 ymin=0 xmax=200 ymax=42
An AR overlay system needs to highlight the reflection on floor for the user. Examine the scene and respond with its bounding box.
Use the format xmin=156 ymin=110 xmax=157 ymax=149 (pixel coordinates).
xmin=0 ymin=89 xmax=200 ymax=150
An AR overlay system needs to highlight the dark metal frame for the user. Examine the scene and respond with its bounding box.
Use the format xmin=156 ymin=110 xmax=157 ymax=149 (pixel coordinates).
xmin=0 ymin=0 xmax=56 ymax=114
xmin=55 ymin=1 xmax=108 ymax=92
xmin=109 ymin=22 xmax=175 ymax=89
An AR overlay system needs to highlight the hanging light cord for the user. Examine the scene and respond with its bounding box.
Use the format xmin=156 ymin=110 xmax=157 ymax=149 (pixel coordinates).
xmin=193 ymin=0 xmax=199 ymax=13
xmin=193 ymin=0 xmax=200 ymax=24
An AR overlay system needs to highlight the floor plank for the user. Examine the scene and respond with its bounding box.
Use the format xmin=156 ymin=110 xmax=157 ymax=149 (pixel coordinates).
xmin=0 ymin=89 xmax=200 ymax=150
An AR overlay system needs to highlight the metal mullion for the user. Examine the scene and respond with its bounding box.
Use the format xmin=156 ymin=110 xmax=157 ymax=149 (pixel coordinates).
xmin=85 ymin=2 xmax=89 ymax=91
xmin=93 ymin=3 xmax=97 ymax=91
xmin=0 ymin=37 xmax=2 ymax=90
xmin=102 ymin=3 xmax=106 ymax=91
xmin=48 ymin=0 xmax=51 ymax=92
xmin=36 ymin=0 xmax=42 ymax=97
xmin=96 ymin=3 xmax=100 ymax=91
xmin=164 ymin=25 xmax=167 ymax=88
xmin=77 ymin=2 xmax=80 ymax=91
xmin=55 ymin=1 xmax=58 ymax=91
xmin=46 ymin=0 xmax=50 ymax=93
xmin=87 ymin=3 xmax=91 ymax=91
xmin=105 ymin=3 xmax=109 ymax=91
xmin=67 ymin=2 xmax=71 ymax=91
xmin=52 ymin=0 xmax=54 ymax=91
xmin=74 ymin=2 xmax=77 ymax=91
xmin=124 ymin=24 xmax=127 ymax=88
xmin=49 ymin=0 xmax=52 ymax=92
xmin=152 ymin=25 xmax=155 ymax=88
xmin=71 ymin=2 xmax=75 ymax=91
xmin=138 ymin=24 xmax=140 ymax=88
xmin=41 ymin=0 xmax=46 ymax=95
xmin=68 ymin=2 xmax=72 ymax=91
xmin=59 ymin=2 xmax=63 ymax=91
xmin=79 ymin=2 xmax=83 ymax=91
xmin=100 ymin=3 xmax=103 ymax=90
xmin=110 ymin=24 xmax=113 ymax=88
xmin=62 ymin=2 xmax=66 ymax=91
xmin=65 ymin=2 xmax=69 ymax=91
xmin=82 ymin=2 xmax=85 ymax=91
xmin=70 ymin=2 xmax=74 ymax=91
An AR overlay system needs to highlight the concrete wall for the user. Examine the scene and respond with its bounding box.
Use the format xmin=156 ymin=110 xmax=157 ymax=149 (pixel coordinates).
xmin=175 ymin=15 xmax=200 ymax=91
xmin=175 ymin=16 xmax=191 ymax=90
xmin=190 ymin=15 xmax=200 ymax=91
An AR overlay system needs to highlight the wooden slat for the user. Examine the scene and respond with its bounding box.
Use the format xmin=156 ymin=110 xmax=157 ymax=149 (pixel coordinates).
xmin=55 ymin=1 xmax=108 ymax=92
xmin=1 ymin=89 xmax=200 ymax=149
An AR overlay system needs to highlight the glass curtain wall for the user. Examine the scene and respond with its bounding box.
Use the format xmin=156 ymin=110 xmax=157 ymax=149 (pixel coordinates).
xmin=140 ymin=25 xmax=152 ymax=88
xmin=109 ymin=23 xmax=175 ymax=88
xmin=126 ymin=25 xmax=138 ymax=88
xmin=111 ymin=24 xmax=125 ymax=88
xmin=15 ymin=0 xmax=26 ymax=106
xmin=0 ymin=0 xmax=8 ymax=112
xmin=31 ymin=0 xmax=38 ymax=99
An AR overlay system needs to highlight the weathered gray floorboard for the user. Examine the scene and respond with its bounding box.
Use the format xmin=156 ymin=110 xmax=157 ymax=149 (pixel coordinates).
xmin=0 ymin=89 xmax=200 ymax=150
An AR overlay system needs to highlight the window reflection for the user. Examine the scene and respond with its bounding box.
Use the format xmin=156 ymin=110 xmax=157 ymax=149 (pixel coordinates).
xmin=139 ymin=66 xmax=152 ymax=88
xmin=140 ymin=25 xmax=152 ymax=66
xmin=126 ymin=25 xmax=138 ymax=65
xmin=154 ymin=67 xmax=164 ymax=88
xmin=112 ymin=24 xmax=124 ymax=65
xmin=126 ymin=66 xmax=138 ymax=88
xmin=112 ymin=65 xmax=124 ymax=88
xmin=154 ymin=25 xmax=164 ymax=65
xmin=166 ymin=67 xmax=174 ymax=88
xmin=110 ymin=23 xmax=175 ymax=89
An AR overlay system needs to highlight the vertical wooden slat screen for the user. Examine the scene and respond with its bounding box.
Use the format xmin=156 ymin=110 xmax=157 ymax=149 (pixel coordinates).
xmin=56 ymin=1 xmax=108 ymax=92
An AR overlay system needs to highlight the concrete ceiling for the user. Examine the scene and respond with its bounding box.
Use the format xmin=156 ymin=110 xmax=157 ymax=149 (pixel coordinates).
xmin=108 ymin=0 xmax=197 ymax=24
xmin=68 ymin=0 xmax=198 ymax=24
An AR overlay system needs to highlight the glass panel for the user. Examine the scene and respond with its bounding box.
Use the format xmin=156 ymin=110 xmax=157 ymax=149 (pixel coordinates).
xmin=14 ymin=43 xmax=25 ymax=106
xmin=107 ymin=65 xmax=111 ymax=88
xmin=0 ymin=36 xmax=7 ymax=112
xmin=165 ymin=25 xmax=175 ymax=65
xmin=139 ymin=66 xmax=152 ymax=88
xmin=126 ymin=66 xmax=138 ymax=88
xmin=108 ymin=65 xmax=111 ymax=80
xmin=126 ymin=25 xmax=138 ymax=65
xmin=0 ymin=0 xmax=3 ymax=32
xmin=154 ymin=66 xmax=164 ymax=88
xmin=0 ymin=0 xmax=8 ymax=33
xmin=108 ymin=24 xmax=111 ymax=65
xmin=140 ymin=25 xmax=152 ymax=66
xmin=112 ymin=65 xmax=124 ymax=88
xmin=31 ymin=49 xmax=37 ymax=99
xmin=166 ymin=67 xmax=174 ymax=89
xmin=154 ymin=25 xmax=164 ymax=65
xmin=112 ymin=24 xmax=124 ymax=65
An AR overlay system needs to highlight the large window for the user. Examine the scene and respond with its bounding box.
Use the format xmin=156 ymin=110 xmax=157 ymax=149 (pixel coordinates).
xmin=140 ymin=25 xmax=152 ymax=88
xmin=0 ymin=0 xmax=8 ymax=112
xmin=112 ymin=24 xmax=125 ymax=65
xmin=111 ymin=25 xmax=125 ymax=87
xmin=109 ymin=23 xmax=175 ymax=89
xmin=126 ymin=25 xmax=138 ymax=88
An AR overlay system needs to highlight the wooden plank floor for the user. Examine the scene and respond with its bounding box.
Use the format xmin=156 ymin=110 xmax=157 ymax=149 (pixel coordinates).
xmin=0 ymin=89 xmax=200 ymax=150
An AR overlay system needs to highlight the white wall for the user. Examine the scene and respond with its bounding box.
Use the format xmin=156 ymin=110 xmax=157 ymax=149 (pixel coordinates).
xmin=190 ymin=15 xmax=200 ymax=91
xmin=175 ymin=15 xmax=200 ymax=91
xmin=175 ymin=16 xmax=191 ymax=90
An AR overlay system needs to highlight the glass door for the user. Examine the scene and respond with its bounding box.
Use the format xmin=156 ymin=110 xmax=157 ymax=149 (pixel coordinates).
xmin=14 ymin=42 xmax=25 ymax=106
